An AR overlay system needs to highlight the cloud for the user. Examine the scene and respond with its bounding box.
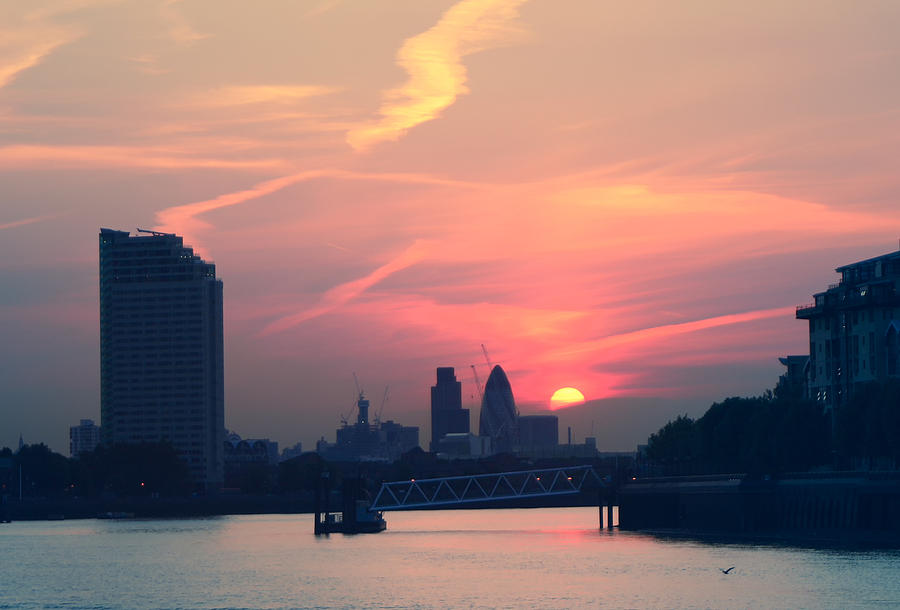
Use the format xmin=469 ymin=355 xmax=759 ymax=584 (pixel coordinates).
xmin=259 ymin=239 xmax=432 ymax=335
xmin=0 ymin=144 xmax=282 ymax=171
xmin=552 ymin=306 xmax=796 ymax=361
xmin=0 ymin=214 xmax=56 ymax=231
xmin=0 ymin=27 xmax=79 ymax=91
xmin=153 ymin=168 xmax=482 ymax=254
xmin=190 ymin=85 xmax=340 ymax=107
xmin=160 ymin=0 xmax=210 ymax=45
xmin=346 ymin=0 xmax=529 ymax=150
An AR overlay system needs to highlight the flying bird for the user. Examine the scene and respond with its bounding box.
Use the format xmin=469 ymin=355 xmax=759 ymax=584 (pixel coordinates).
xmin=720 ymin=566 xmax=735 ymax=574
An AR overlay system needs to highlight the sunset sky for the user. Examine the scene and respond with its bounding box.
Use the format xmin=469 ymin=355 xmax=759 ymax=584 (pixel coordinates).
xmin=3 ymin=0 xmax=900 ymax=454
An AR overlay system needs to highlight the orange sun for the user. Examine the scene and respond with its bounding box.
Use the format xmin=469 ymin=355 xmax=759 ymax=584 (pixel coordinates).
xmin=550 ymin=387 xmax=585 ymax=410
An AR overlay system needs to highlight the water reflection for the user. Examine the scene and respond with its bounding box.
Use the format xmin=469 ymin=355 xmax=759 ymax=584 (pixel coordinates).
xmin=1 ymin=508 xmax=899 ymax=608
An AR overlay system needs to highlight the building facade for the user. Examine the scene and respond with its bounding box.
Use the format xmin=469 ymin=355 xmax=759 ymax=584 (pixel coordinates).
xmin=797 ymin=247 xmax=900 ymax=409
xmin=69 ymin=419 xmax=101 ymax=457
xmin=319 ymin=393 xmax=419 ymax=461
xmin=479 ymin=365 xmax=518 ymax=453
xmin=429 ymin=367 xmax=469 ymax=451
xmin=99 ymin=228 xmax=225 ymax=490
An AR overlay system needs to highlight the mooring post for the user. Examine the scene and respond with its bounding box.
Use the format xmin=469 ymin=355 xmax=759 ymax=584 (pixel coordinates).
xmin=607 ymin=499 xmax=614 ymax=529
xmin=598 ymin=488 xmax=604 ymax=530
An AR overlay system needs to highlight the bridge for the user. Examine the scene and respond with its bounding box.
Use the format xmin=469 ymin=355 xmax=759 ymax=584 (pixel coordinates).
xmin=370 ymin=465 xmax=608 ymax=513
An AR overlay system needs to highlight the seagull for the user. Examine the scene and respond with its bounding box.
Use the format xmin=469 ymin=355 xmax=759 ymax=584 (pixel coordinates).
xmin=720 ymin=566 xmax=735 ymax=575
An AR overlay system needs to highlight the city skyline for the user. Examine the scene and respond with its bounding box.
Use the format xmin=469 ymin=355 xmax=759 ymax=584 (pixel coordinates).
xmin=3 ymin=1 xmax=900 ymax=454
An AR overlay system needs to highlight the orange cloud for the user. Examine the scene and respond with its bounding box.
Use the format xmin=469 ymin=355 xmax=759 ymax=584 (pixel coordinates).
xmin=190 ymin=85 xmax=340 ymax=107
xmin=0 ymin=26 xmax=78 ymax=90
xmin=346 ymin=0 xmax=529 ymax=150
xmin=0 ymin=144 xmax=282 ymax=171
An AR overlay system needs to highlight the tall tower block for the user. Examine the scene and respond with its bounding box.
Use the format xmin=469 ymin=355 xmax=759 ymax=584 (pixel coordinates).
xmin=99 ymin=228 xmax=225 ymax=490
xmin=430 ymin=367 xmax=469 ymax=451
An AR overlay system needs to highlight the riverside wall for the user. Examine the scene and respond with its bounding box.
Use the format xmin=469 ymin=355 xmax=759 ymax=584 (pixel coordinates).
xmin=618 ymin=472 xmax=900 ymax=543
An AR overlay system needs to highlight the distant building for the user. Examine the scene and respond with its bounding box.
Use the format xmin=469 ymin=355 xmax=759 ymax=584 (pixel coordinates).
xmin=224 ymin=431 xmax=278 ymax=465
xmin=435 ymin=433 xmax=492 ymax=458
xmin=69 ymin=419 xmax=101 ymax=457
xmin=224 ymin=431 xmax=278 ymax=484
xmin=518 ymin=415 xmax=559 ymax=448
xmin=99 ymin=228 xmax=225 ymax=490
xmin=318 ymin=393 xmax=419 ymax=461
xmin=778 ymin=356 xmax=810 ymax=396
xmin=430 ymin=367 xmax=469 ymax=451
xmin=479 ymin=365 xmax=518 ymax=453
xmin=280 ymin=442 xmax=304 ymax=462
xmin=796 ymin=246 xmax=900 ymax=409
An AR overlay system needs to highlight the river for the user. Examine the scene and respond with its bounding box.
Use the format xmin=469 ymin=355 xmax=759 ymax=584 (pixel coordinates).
xmin=2 ymin=507 xmax=899 ymax=608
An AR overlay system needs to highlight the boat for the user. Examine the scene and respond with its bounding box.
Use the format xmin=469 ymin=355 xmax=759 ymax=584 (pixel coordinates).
xmin=314 ymin=473 xmax=387 ymax=534
xmin=315 ymin=500 xmax=387 ymax=534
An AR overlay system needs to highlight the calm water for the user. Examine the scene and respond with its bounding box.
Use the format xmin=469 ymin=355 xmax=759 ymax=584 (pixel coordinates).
xmin=2 ymin=507 xmax=900 ymax=609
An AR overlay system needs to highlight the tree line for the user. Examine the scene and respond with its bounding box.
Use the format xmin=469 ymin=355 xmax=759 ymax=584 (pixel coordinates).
xmin=645 ymin=379 xmax=900 ymax=475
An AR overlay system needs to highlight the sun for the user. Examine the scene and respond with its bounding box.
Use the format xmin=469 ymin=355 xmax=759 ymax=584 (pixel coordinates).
xmin=550 ymin=387 xmax=585 ymax=410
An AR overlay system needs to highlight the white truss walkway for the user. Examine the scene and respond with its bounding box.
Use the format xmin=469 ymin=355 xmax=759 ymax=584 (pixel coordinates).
xmin=369 ymin=465 xmax=602 ymax=511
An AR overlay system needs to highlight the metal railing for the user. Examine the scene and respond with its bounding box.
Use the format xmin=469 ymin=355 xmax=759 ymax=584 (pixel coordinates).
xmin=369 ymin=465 xmax=603 ymax=511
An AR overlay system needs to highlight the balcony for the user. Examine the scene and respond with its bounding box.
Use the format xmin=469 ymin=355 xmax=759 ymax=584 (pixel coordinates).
xmin=796 ymin=303 xmax=819 ymax=318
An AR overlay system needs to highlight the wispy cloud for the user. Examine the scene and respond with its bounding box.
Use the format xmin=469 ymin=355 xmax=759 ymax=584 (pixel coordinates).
xmin=160 ymin=0 xmax=209 ymax=45
xmin=0 ymin=28 xmax=78 ymax=91
xmin=553 ymin=306 xmax=797 ymax=360
xmin=346 ymin=0 xmax=529 ymax=150
xmin=0 ymin=144 xmax=282 ymax=171
xmin=153 ymin=168 xmax=482 ymax=253
xmin=0 ymin=214 xmax=56 ymax=231
xmin=190 ymin=85 xmax=340 ymax=107
xmin=259 ymin=239 xmax=432 ymax=335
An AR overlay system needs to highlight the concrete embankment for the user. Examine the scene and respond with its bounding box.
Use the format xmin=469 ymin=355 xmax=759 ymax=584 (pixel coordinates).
xmin=618 ymin=472 xmax=900 ymax=545
xmin=0 ymin=492 xmax=315 ymax=521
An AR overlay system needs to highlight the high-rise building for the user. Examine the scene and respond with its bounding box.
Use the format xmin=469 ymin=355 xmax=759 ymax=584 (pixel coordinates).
xmin=99 ymin=228 xmax=225 ymax=490
xmin=429 ymin=367 xmax=469 ymax=451
xmin=479 ymin=365 xmax=518 ymax=453
xmin=796 ymin=246 xmax=900 ymax=409
xmin=69 ymin=419 xmax=101 ymax=457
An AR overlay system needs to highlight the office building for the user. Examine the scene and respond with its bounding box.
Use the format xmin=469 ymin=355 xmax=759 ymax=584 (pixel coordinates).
xmin=429 ymin=367 xmax=469 ymax=451
xmin=796 ymin=246 xmax=900 ymax=409
xmin=69 ymin=419 xmax=101 ymax=457
xmin=479 ymin=365 xmax=518 ymax=453
xmin=99 ymin=228 xmax=225 ymax=490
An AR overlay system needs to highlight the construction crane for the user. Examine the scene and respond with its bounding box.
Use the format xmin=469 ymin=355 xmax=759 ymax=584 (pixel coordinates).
xmin=375 ymin=385 xmax=389 ymax=425
xmin=352 ymin=372 xmax=364 ymax=400
xmin=470 ymin=364 xmax=485 ymax=404
xmin=481 ymin=344 xmax=494 ymax=369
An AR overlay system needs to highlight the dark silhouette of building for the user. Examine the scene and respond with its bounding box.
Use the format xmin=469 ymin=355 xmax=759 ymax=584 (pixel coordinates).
xmin=99 ymin=228 xmax=225 ymax=490
xmin=796 ymin=246 xmax=900 ymax=409
xmin=518 ymin=415 xmax=558 ymax=447
xmin=69 ymin=419 xmax=101 ymax=458
xmin=479 ymin=365 xmax=518 ymax=453
xmin=319 ymin=393 xmax=419 ymax=461
xmin=429 ymin=367 xmax=469 ymax=451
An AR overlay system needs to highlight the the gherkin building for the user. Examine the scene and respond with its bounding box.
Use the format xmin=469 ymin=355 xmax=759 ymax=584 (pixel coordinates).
xmin=478 ymin=365 xmax=518 ymax=453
